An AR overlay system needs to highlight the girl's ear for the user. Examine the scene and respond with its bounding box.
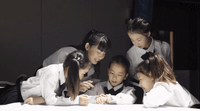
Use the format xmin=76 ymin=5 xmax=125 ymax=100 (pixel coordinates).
xmin=124 ymin=73 xmax=129 ymax=80
xmin=149 ymin=73 xmax=154 ymax=80
xmin=85 ymin=43 xmax=90 ymax=51
xmin=147 ymin=31 xmax=151 ymax=37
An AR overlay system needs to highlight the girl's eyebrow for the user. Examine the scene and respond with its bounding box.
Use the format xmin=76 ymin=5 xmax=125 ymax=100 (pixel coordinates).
xmin=118 ymin=72 xmax=125 ymax=74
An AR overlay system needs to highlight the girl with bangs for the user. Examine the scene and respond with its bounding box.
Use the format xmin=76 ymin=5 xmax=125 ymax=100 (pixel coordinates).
xmin=136 ymin=52 xmax=200 ymax=108
xmin=43 ymin=29 xmax=111 ymax=93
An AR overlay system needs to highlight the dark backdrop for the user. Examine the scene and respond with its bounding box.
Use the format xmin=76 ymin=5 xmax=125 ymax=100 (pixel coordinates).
xmin=0 ymin=0 xmax=199 ymax=100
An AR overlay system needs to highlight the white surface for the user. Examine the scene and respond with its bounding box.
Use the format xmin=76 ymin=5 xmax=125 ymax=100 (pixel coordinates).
xmin=0 ymin=103 xmax=199 ymax=111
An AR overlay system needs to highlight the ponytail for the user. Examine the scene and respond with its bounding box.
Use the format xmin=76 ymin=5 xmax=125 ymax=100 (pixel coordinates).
xmin=67 ymin=59 xmax=80 ymax=100
xmin=63 ymin=50 xmax=89 ymax=100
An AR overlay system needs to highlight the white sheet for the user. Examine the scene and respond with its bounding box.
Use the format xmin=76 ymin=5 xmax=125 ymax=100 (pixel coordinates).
xmin=0 ymin=103 xmax=199 ymax=111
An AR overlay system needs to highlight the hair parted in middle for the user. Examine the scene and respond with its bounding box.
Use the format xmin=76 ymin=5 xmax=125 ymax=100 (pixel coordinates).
xmin=127 ymin=17 xmax=151 ymax=36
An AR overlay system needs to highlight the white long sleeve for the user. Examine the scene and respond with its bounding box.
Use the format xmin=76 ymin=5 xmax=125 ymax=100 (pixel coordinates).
xmin=107 ymin=86 xmax=136 ymax=105
xmin=21 ymin=64 xmax=79 ymax=105
xmin=143 ymin=82 xmax=200 ymax=108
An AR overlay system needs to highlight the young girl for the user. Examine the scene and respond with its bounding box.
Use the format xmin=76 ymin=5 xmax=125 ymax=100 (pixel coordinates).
xmin=0 ymin=50 xmax=91 ymax=106
xmin=85 ymin=55 xmax=137 ymax=105
xmin=136 ymin=52 xmax=200 ymax=108
xmin=126 ymin=17 xmax=171 ymax=81
xmin=43 ymin=29 xmax=111 ymax=92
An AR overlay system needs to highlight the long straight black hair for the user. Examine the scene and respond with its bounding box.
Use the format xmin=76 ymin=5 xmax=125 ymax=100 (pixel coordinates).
xmin=63 ymin=50 xmax=90 ymax=100
xmin=73 ymin=29 xmax=111 ymax=78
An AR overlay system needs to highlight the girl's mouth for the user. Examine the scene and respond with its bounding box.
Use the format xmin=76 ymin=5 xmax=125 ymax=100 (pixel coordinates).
xmin=112 ymin=81 xmax=117 ymax=83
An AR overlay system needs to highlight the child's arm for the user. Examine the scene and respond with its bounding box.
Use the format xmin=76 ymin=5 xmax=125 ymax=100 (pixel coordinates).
xmin=79 ymin=95 xmax=90 ymax=106
xmin=84 ymin=82 xmax=104 ymax=96
xmin=79 ymin=80 xmax=94 ymax=93
xmin=40 ymin=71 xmax=78 ymax=105
xmin=95 ymin=87 xmax=136 ymax=105
xmin=24 ymin=96 xmax=45 ymax=105
xmin=106 ymin=88 xmax=136 ymax=105
xmin=143 ymin=83 xmax=173 ymax=108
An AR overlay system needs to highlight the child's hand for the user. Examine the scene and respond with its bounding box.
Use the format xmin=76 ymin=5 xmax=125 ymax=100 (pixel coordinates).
xmin=95 ymin=94 xmax=108 ymax=104
xmin=79 ymin=80 xmax=94 ymax=92
xmin=24 ymin=95 xmax=45 ymax=105
xmin=79 ymin=95 xmax=90 ymax=106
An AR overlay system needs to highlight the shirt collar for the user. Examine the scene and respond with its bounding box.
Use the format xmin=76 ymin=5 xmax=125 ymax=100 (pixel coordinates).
xmin=146 ymin=37 xmax=155 ymax=52
xmin=106 ymin=81 xmax=124 ymax=91
xmin=135 ymin=37 xmax=155 ymax=53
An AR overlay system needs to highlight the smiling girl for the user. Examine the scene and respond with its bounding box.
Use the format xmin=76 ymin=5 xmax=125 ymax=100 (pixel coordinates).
xmin=43 ymin=29 xmax=111 ymax=92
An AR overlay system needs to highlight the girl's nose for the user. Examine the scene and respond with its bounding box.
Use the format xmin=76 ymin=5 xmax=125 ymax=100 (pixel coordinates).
xmin=113 ymin=75 xmax=117 ymax=79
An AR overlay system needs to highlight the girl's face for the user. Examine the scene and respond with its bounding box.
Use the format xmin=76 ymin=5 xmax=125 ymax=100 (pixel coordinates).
xmin=137 ymin=72 xmax=155 ymax=92
xmin=127 ymin=32 xmax=151 ymax=49
xmin=85 ymin=43 xmax=106 ymax=65
xmin=79 ymin=65 xmax=90 ymax=80
xmin=108 ymin=63 xmax=128 ymax=87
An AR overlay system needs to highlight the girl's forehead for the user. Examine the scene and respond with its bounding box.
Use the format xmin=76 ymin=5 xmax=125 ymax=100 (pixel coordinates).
xmin=110 ymin=63 xmax=126 ymax=71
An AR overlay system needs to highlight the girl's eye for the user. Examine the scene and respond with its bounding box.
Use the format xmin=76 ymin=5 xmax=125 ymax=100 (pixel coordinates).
xmin=118 ymin=75 xmax=122 ymax=76
xmin=110 ymin=72 xmax=114 ymax=74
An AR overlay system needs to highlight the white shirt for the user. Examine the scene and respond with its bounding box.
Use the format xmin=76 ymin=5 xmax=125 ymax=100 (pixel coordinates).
xmin=126 ymin=38 xmax=171 ymax=80
xmin=143 ymin=82 xmax=200 ymax=108
xmin=42 ymin=47 xmax=95 ymax=81
xmin=20 ymin=64 xmax=79 ymax=105
xmin=85 ymin=81 xmax=136 ymax=104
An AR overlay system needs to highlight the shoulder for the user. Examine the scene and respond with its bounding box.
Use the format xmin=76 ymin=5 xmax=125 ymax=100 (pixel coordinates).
xmin=58 ymin=47 xmax=77 ymax=52
xmin=154 ymin=40 xmax=170 ymax=49
xmin=153 ymin=82 xmax=172 ymax=91
xmin=123 ymin=86 xmax=135 ymax=91
xmin=127 ymin=46 xmax=136 ymax=54
xmin=42 ymin=64 xmax=61 ymax=74
xmin=95 ymin=81 xmax=107 ymax=87
xmin=56 ymin=47 xmax=77 ymax=57
xmin=126 ymin=46 xmax=137 ymax=58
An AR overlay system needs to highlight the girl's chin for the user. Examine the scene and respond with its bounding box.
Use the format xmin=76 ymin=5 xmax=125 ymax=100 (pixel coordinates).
xmin=91 ymin=61 xmax=98 ymax=65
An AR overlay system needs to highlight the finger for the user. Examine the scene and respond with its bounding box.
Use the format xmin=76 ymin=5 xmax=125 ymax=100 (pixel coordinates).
xmin=25 ymin=98 xmax=33 ymax=105
xmin=96 ymin=98 xmax=100 ymax=104
xmin=24 ymin=97 xmax=32 ymax=104
xmin=81 ymin=94 xmax=88 ymax=97
xmin=79 ymin=87 xmax=87 ymax=92
xmin=81 ymin=83 xmax=94 ymax=89
xmin=86 ymin=80 xmax=93 ymax=83
xmin=82 ymin=81 xmax=94 ymax=87
xmin=24 ymin=98 xmax=30 ymax=103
